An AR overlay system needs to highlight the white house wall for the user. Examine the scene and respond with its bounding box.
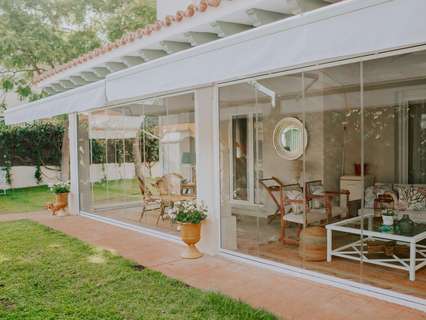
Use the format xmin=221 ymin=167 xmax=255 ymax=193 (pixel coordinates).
xmin=0 ymin=166 xmax=61 ymax=190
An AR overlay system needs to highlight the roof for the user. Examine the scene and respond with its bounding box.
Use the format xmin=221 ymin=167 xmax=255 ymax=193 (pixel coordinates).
xmin=34 ymin=0 xmax=342 ymax=94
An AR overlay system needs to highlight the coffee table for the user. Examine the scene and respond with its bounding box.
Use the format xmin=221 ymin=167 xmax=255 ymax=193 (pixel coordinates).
xmin=325 ymin=214 xmax=426 ymax=281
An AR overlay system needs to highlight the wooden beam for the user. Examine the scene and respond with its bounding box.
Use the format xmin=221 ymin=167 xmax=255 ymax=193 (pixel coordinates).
xmin=43 ymin=86 xmax=57 ymax=95
xmin=51 ymin=83 xmax=65 ymax=92
xmin=294 ymin=0 xmax=327 ymax=14
xmin=80 ymin=71 xmax=102 ymax=82
xmin=140 ymin=49 xmax=168 ymax=61
xmin=160 ymin=41 xmax=192 ymax=54
xmin=105 ymin=62 xmax=128 ymax=72
xmin=93 ymin=67 xmax=111 ymax=78
xmin=184 ymin=32 xmax=219 ymax=46
xmin=59 ymin=79 xmax=76 ymax=89
xmin=70 ymin=76 xmax=89 ymax=85
xmin=247 ymin=8 xmax=291 ymax=27
xmin=211 ymin=21 xmax=253 ymax=37
xmin=122 ymin=56 xmax=145 ymax=67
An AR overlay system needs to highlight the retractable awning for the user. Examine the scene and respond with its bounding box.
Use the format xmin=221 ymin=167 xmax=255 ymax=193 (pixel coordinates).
xmin=5 ymin=0 xmax=426 ymax=125
xmin=106 ymin=0 xmax=426 ymax=102
xmin=4 ymin=80 xmax=106 ymax=124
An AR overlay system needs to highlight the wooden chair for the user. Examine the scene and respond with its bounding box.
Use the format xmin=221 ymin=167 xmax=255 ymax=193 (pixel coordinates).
xmin=280 ymin=182 xmax=349 ymax=245
xmin=260 ymin=178 xmax=350 ymax=245
xmin=304 ymin=180 xmax=350 ymax=224
xmin=259 ymin=177 xmax=286 ymax=224
xmin=137 ymin=176 xmax=165 ymax=225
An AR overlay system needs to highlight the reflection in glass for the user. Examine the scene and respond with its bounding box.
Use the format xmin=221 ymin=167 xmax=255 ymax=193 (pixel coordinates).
xmin=78 ymin=93 xmax=196 ymax=236
xmin=220 ymin=51 xmax=426 ymax=299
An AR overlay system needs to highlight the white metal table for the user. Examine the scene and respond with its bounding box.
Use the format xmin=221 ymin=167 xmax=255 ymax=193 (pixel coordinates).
xmin=326 ymin=214 xmax=426 ymax=281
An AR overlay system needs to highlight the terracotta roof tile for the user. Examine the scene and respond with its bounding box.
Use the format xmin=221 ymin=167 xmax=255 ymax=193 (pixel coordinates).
xmin=34 ymin=0 xmax=224 ymax=84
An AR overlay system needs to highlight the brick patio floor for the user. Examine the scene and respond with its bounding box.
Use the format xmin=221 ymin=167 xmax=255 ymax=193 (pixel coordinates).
xmin=1 ymin=212 xmax=425 ymax=320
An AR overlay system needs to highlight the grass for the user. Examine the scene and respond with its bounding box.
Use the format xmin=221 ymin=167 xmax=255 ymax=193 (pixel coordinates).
xmin=0 ymin=186 xmax=52 ymax=214
xmin=0 ymin=220 xmax=277 ymax=320
xmin=0 ymin=180 xmax=140 ymax=214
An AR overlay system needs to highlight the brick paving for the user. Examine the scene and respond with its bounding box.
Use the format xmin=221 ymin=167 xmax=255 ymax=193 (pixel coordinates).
xmin=1 ymin=212 xmax=425 ymax=320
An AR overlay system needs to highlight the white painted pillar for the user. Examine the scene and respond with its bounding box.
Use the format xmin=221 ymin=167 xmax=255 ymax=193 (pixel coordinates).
xmin=68 ymin=113 xmax=80 ymax=215
xmin=195 ymin=86 xmax=221 ymax=255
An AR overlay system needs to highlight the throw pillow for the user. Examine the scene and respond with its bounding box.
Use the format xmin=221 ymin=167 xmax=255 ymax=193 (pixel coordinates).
xmin=394 ymin=184 xmax=426 ymax=211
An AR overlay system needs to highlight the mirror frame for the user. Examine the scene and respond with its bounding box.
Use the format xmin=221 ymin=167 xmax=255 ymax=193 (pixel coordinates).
xmin=273 ymin=117 xmax=308 ymax=160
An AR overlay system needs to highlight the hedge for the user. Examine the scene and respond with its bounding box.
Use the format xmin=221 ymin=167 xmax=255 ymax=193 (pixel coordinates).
xmin=0 ymin=122 xmax=64 ymax=167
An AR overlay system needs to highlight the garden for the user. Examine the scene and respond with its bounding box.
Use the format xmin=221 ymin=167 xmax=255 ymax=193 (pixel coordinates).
xmin=0 ymin=220 xmax=276 ymax=319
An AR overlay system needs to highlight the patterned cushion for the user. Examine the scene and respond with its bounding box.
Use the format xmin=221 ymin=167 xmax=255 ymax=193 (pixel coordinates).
xmin=394 ymin=184 xmax=426 ymax=211
xmin=364 ymin=184 xmax=393 ymax=208
xmin=145 ymin=177 xmax=161 ymax=196
xmin=310 ymin=185 xmax=325 ymax=209
xmin=284 ymin=189 xmax=304 ymax=215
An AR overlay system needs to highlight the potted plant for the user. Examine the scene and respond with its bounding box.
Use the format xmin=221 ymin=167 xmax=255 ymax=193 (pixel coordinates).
xmin=49 ymin=181 xmax=70 ymax=209
xmin=382 ymin=208 xmax=395 ymax=226
xmin=168 ymin=200 xmax=207 ymax=259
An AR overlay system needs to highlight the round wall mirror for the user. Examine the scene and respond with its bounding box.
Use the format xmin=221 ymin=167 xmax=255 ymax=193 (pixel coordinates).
xmin=273 ymin=117 xmax=308 ymax=160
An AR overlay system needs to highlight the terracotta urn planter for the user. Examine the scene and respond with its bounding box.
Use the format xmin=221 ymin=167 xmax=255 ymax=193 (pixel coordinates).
xmin=55 ymin=192 xmax=69 ymax=207
xmin=180 ymin=223 xmax=203 ymax=259
xmin=47 ymin=192 xmax=69 ymax=216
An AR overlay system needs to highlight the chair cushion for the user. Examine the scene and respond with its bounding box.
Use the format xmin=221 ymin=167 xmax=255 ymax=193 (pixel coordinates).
xmin=284 ymin=206 xmax=347 ymax=224
xmin=311 ymin=185 xmax=325 ymax=209
xmin=284 ymin=189 xmax=304 ymax=215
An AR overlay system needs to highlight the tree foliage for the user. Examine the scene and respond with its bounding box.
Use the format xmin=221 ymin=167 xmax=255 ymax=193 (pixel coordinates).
xmin=0 ymin=0 xmax=156 ymax=110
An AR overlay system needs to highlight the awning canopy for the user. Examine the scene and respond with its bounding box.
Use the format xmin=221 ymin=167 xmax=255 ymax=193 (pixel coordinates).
xmin=5 ymin=80 xmax=106 ymax=124
xmin=106 ymin=0 xmax=426 ymax=102
xmin=5 ymin=0 xmax=426 ymax=125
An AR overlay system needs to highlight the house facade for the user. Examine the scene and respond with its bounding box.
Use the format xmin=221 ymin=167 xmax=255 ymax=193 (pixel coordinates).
xmin=5 ymin=0 xmax=426 ymax=312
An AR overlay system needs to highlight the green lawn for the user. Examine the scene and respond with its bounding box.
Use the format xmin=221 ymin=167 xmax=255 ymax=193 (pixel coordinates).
xmin=0 ymin=220 xmax=276 ymax=320
xmin=0 ymin=186 xmax=53 ymax=214
xmin=0 ymin=180 xmax=140 ymax=214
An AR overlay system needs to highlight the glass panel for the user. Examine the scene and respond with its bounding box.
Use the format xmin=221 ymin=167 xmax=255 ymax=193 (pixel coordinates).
xmin=78 ymin=93 xmax=196 ymax=236
xmin=219 ymin=75 xmax=305 ymax=268
xmin=302 ymin=64 xmax=363 ymax=279
xmin=363 ymin=51 xmax=426 ymax=298
xmin=219 ymin=51 xmax=426 ymax=300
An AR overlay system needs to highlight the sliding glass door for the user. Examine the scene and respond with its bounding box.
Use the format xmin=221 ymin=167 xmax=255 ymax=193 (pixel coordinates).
xmin=219 ymin=49 xmax=426 ymax=299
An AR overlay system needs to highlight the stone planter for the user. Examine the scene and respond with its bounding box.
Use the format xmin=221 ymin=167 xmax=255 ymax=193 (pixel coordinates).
xmin=180 ymin=223 xmax=203 ymax=259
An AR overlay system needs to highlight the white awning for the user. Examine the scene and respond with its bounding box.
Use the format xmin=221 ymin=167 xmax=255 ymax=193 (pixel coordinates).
xmin=4 ymin=80 xmax=106 ymax=124
xmin=106 ymin=0 xmax=426 ymax=102
xmin=5 ymin=0 xmax=426 ymax=124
